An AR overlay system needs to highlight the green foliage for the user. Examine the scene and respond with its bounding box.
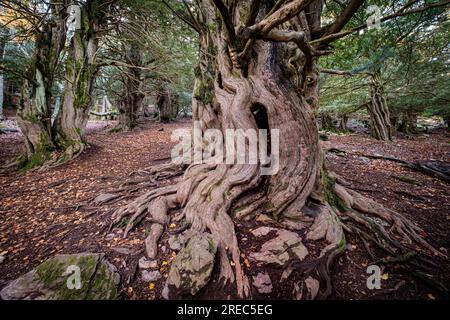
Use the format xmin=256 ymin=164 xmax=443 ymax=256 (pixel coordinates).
xmin=319 ymin=1 xmax=449 ymax=123
xmin=96 ymin=0 xmax=198 ymax=113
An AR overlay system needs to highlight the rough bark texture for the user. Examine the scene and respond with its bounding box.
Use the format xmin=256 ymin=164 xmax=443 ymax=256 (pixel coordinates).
xmin=157 ymin=87 xmax=178 ymax=122
xmin=115 ymin=42 xmax=145 ymax=131
xmin=398 ymin=112 xmax=418 ymax=135
xmin=108 ymin=0 xmax=442 ymax=299
xmin=0 ymin=28 xmax=6 ymax=121
xmin=367 ymin=72 xmax=392 ymax=141
xmin=57 ymin=0 xmax=104 ymax=160
xmin=320 ymin=113 xmax=336 ymax=132
xmin=16 ymin=1 xmax=67 ymax=167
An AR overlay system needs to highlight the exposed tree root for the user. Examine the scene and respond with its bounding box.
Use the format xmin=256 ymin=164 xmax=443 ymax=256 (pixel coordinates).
xmin=327 ymin=148 xmax=450 ymax=183
xmin=104 ymin=159 xmax=445 ymax=299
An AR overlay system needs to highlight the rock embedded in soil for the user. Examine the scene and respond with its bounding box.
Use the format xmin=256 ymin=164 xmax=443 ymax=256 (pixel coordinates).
xmin=249 ymin=229 xmax=308 ymax=266
xmin=0 ymin=253 xmax=120 ymax=300
xmin=141 ymin=270 xmax=162 ymax=282
xmin=251 ymin=227 xmax=277 ymax=237
xmin=252 ymin=272 xmax=273 ymax=294
xmin=138 ymin=256 xmax=158 ymax=269
xmin=165 ymin=232 xmax=217 ymax=297
xmin=168 ymin=234 xmax=187 ymax=251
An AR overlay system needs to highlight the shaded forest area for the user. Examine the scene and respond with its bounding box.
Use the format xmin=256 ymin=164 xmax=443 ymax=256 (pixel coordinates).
xmin=0 ymin=0 xmax=449 ymax=301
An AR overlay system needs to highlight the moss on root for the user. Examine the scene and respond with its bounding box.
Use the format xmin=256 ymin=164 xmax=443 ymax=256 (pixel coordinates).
xmin=323 ymin=171 xmax=349 ymax=213
xmin=19 ymin=133 xmax=54 ymax=170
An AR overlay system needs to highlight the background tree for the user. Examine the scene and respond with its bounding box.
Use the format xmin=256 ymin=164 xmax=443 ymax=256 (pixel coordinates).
xmin=319 ymin=0 xmax=449 ymax=139
xmin=98 ymin=0 xmax=197 ymax=129
xmin=56 ymin=0 xmax=115 ymax=160
xmin=0 ymin=0 xmax=69 ymax=167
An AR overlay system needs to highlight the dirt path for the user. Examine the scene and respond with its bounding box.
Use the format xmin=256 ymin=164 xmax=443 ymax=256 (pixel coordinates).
xmin=0 ymin=121 xmax=448 ymax=300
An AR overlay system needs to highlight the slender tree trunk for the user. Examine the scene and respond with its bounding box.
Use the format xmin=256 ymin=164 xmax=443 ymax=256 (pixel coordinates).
xmin=445 ymin=115 xmax=450 ymax=131
xmin=338 ymin=114 xmax=348 ymax=132
xmin=16 ymin=3 xmax=67 ymax=166
xmin=367 ymin=72 xmax=392 ymax=141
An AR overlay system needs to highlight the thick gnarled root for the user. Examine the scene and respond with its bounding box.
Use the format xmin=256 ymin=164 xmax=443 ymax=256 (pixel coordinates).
xmin=106 ymin=163 xmax=445 ymax=299
xmin=333 ymin=178 xmax=445 ymax=259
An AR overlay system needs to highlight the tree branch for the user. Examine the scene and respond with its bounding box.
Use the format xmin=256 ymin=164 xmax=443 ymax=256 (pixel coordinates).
xmin=244 ymin=0 xmax=315 ymax=37
xmin=312 ymin=0 xmax=450 ymax=46
xmin=323 ymin=0 xmax=365 ymax=36
xmin=212 ymin=0 xmax=237 ymax=43
xmin=162 ymin=0 xmax=200 ymax=33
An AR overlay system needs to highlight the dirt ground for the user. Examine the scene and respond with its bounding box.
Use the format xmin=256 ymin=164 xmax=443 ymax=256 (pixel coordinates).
xmin=0 ymin=119 xmax=449 ymax=300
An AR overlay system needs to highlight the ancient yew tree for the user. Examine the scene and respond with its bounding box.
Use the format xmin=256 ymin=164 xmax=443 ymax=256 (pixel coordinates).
xmin=15 ymin=0 xmax=68 ymax=166
xmin=57 ymin=0 xmax=109 ymax=159
xmin=107 ymin=0 xmax=448 ymax=298
xmin=367 ymin=70 xmax=392 ymax=140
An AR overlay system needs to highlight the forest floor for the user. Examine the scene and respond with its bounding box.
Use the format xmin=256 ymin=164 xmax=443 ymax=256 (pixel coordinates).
xmin=0 ymin=119 xmax=449 ymax=300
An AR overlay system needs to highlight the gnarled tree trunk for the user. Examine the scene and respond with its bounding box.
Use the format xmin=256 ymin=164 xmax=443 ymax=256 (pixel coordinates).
xmin=367 ymin=72 xmax=392 ymax=141
xmin=57 ymin=0 xmax=104 ymax=160
xmin=115 ymin=42 xmax=144 ymax=131
xmin=0 ymin=28 xmax=7 ymax=121
xmin=398 ymin=112 xmax=418 ymax=135
xmin=108 ymin=0 xmax=442 ymax=300
xmin=16 ymin=2 xmax=67 ymax=167
xmin=157 ymin=86 xmax=178 ymax=122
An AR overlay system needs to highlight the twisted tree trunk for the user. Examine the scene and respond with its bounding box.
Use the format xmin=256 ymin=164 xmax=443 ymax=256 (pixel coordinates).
xmin=108 ymin=0 xmax=442 ymax=299
xmin=57 ymin=0 xmax=104 ymax=160
xmin=115 ymin=42 xmax=144 ymax=131
xmin=0 ymin=28 xmax=7 ymax=121
xmin=16 ymin=2 xmax=67 ymax=167
xmin=367 ymin=72 xmax=392 ymax=141
xmin=157 ymin=87 xmax=178 ymax=122
xmin=398 ymin=112 xmax=418 ymax=134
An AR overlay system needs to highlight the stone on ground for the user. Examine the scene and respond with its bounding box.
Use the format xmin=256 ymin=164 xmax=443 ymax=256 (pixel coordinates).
xmin=252 ymin=272 xmax=273 ymax=294
xmin=249 ymin=229 xmax=308 ymax=266
xmin=165 ymin=232 xmax=217 ymax=297
xmin=0 ymin=253 xmax=120 ymax=300
xmin=138 ymin=256 xmax=158 ymax=269
xmin=141 ymin=270 xmax=162 ymax=282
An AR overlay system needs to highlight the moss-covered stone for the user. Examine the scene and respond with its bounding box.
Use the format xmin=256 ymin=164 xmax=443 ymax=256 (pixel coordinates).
xmin=0 ymin=253 xmax=120 ymax=300
xmin=166 ymin=233 xmax=217 ymax=297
